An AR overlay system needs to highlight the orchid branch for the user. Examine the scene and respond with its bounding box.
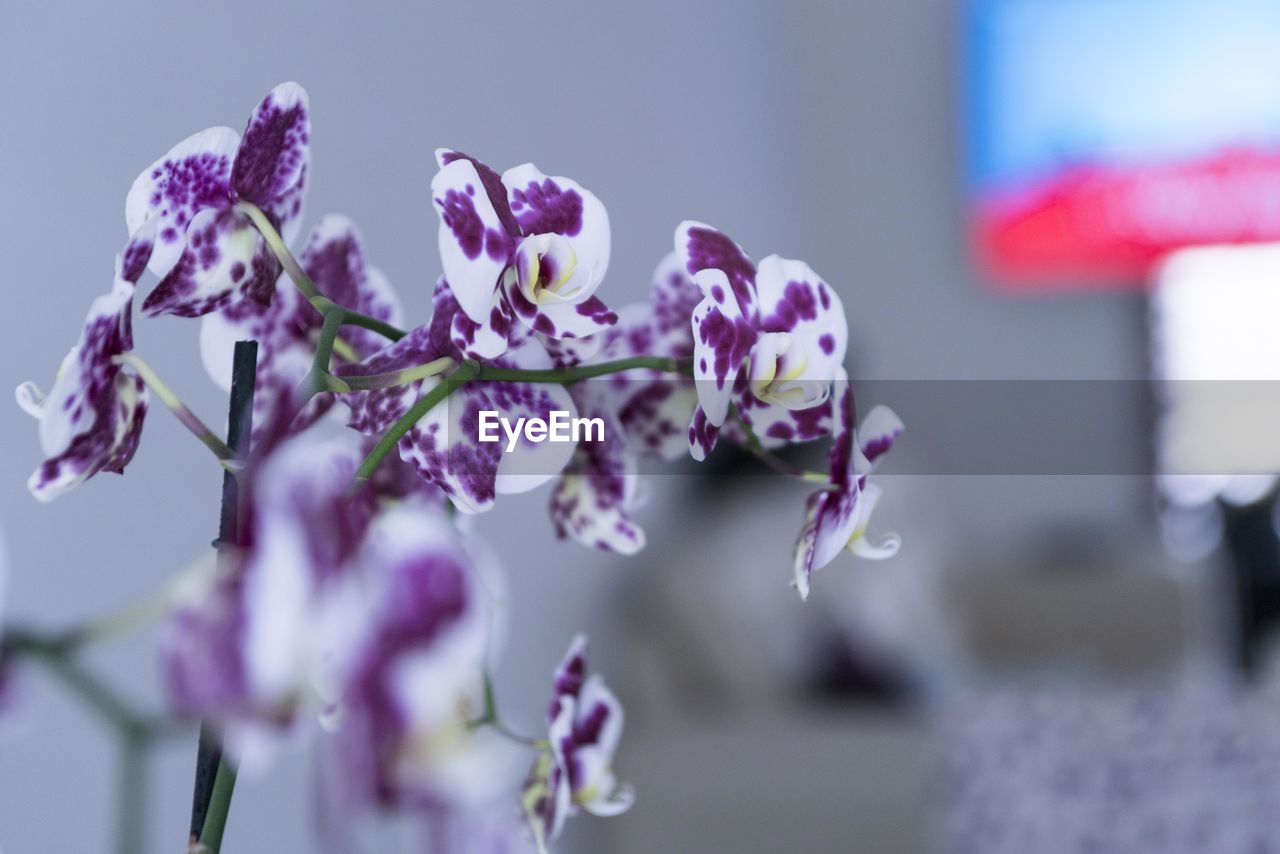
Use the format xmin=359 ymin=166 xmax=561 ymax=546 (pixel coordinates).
xmin=466 ymin=669 xmax=545 ymax=749
xmin=475 ymin=356 xmax=690 ymax=384
xmin=237 ymin=201 xmax=406 ymax=342
xmin=114 ymin=354 xmax=237 ymax=464
xmin=339 ymin=356 xmax=456 ymax=390
xmin=347 ymin=360 xmax=480 ymax=496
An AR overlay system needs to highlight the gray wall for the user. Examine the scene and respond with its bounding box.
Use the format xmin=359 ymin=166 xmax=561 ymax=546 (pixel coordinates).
xmin=0 ymin=1 xmax=1147 ymax=851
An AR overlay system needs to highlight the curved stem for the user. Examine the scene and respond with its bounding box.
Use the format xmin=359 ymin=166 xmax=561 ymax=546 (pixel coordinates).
xmin=235 ymin=201 xmax=319 ymax=302
xmin=114 ymin=354 xmax=235 ymax=462
xmin=347 ymin=361 xmax=479 ymax=496
xmin=303 ymin=306 xmax=347 ymax=397
xmin=339 ymin=357 xmax=456 ymax=391
xmin=338 ymin=304 xmax=406 ymax=343
xmin=475 ymin=356 xmax=688 ymax=384
xmin=237 ymin=201 xmax=407 ymax=342
xmin=737 ymin=407 xmax=831 ymax=486
xmin=466 ymin=670 xmax=543 ymax=749
xmin=2 ymin=630 xmax=164 ymax=736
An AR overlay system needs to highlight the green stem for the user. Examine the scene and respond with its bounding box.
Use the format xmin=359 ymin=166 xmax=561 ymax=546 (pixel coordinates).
xmin=114 ymin=354 xmax=235 ymax=462
xmin=197 ymin=758 xmax=238 ymax=852
xmin=237 ymin=201 xmax=406 ymax=342
xmin=338 ymin=304 xmax=406 ymax=342
xmin=235 ymin=201 xmax=319 ymax=302
xmin=2 ymin=630 xmax=165 ymax=736
xmin=476 ymin=355 xmax=688 ymax=384
xmin=465 ymin=670 xmax=543 ymax=748
xmin=303 ymin=306 xmax=348 ymax=397
xmin=347 ymin=361 xmax=479 ymax=496
xmin=339 ymin=357 xmax=456 ymax=391
xmin=117 ymin=730 xmax=148 ymax=854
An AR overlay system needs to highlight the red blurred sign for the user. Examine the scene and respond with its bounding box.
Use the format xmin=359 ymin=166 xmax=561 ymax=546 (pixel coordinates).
xmin=967 ymin=0 xmax=1280 ymax=290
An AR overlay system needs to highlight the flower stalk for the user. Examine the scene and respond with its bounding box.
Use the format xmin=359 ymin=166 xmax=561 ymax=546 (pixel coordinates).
xmin=347 ymin=360 xmax=479 ymax=497
xmin=114 ymin=353 xmax=235 ymax=463
xmin=239 ymin=202 xmax=406 ymax=342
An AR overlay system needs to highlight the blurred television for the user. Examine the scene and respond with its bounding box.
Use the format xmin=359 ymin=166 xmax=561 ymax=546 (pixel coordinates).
xmin=966 ymin=0 xmax=1280 ymax=289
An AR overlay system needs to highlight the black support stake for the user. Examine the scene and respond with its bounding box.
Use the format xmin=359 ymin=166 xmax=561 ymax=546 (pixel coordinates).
xmin=188 ymin=339 xmax=257 ymax=846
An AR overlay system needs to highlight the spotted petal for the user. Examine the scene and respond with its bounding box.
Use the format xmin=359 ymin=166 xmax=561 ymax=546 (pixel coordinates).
xmin=300 ymin=214 xmax=404 ymax=358
xmin=676 ymin=220 xmax=757 ymax=321
xmin=231 ymin=82 xmax=310 ymax=214
xmin=502 ymin=163 xmax=610 ymax=300
xmin=648 ymin=251 xmax=701 ymax=357
xmin=736 ymin=393 xmax=833 ymax=450
xmin=690 ymin=267 xmax=757 ymax=431
xmin=432 ymin=155 xmax=517 ymax=324
xmin=142 ymin=207 xmax=279 ymax=317
xmin=399 ymin=377 xmax=505 ymax=514
xmin=19 ymin=264 xmax=148 ymax=501
xmin=857 ymin=405 xmax=905 ymax=471
xmin=551 ymin=400 xmax=645 ymax=555
xmin=126 ymin=126 xmax=239 ymax=280
xmin=451 ymin=296 xmax=516 ymax=360
xmin=336 ymin=502 xmax=487 ymax=806
xmin=752 ymin=254 xmax=846 ymax=394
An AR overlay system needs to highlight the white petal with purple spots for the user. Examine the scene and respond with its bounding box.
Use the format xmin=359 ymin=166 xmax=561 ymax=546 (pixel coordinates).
xmin=432 ymin=158 xmax=514 ymax=324
xmin=689 ymin=267 xmax=756 ymax=429
xmin=502 ymin=163 xmax=610 ymax=297
xmin=125 ymin=126 xmax=239 ymax=279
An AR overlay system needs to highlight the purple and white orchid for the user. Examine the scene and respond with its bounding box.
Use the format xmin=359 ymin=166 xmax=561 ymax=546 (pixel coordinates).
xmin=676 ymin=221 xmax=848 ymax=461
xmin=432 ymin=150 xmax=617 ymax=360
xmin=793 ymin=370 xmax=903 ymax=600
xmin=329 ymin=503 xmax=496 ymax=809
xmin=12 ymin=77 xmax=916 ymax=853
xmin=126 ymin=82 xmax=310 ymax=318
xmin=339 ymin=282 xmax=576 ymax=514
xmin=523 ymin=636 xmax=632 ymax=851
xmin=200 ymin=214 xmax=402 ymax=438
xmin=16 ymin=257 xmax=148 ymax=502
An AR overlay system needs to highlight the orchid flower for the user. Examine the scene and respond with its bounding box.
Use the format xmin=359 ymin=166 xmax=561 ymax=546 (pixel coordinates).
xmin=432 ymin=150 xmax=617 ymax=360
xmin=338 ymin=281 xmax=576 ymax=514
xmin=523 ymin=636 xmax=633 ymax=851
xmin=563 ymin=252 xmax=703 ymax=464
xmin=16 ymin=257 xmax=147 ymax=502
xmin=330 ymin=504 xmax=497 ymax=809
xmin=126 ymin=82 xmax=310 ymax=318
xmin=549 ymin=387 xmax=646 ymax=555
xmin=163 ymin=434 xmax=376 ymax=728
xmin=676 ymin=221 xmax=848 ymax=460
xmin=793 ymin=370 xmax=903 ymax=600
xmin=543 ymin=251 xmax=707 ymax=553
xmin=199 ymin=214 xmax=402 ymax=438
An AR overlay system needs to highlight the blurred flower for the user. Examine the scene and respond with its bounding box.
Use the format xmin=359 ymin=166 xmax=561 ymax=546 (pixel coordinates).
xmin=793 ymin=370 xmax=903 ymax=600
xmin=675 ymin=221 xmax=848 ymax=460
xmin=16 ymin=257 xmax=147 ymax=501
xmin=126 ymin=82 xmax=310 ymax=317
xmin=432 ymin=150 xmax=616 ymax=359
xmin=338 ymin=290 xmax=577 ymax=514
xmin=593 ymin=252 xmax=702 ymax=461
xmin=163 ymin=433 xmax=374 ymax=728
xmin=200 ymin=214 xmax=402 ymax=438
xmin=523 ymin=636 xmax=633 ymax=851
xmin=329 ymin=504 xmax=497 ymax=810
xmin=550 ymin=386 xmax=645 ymax=555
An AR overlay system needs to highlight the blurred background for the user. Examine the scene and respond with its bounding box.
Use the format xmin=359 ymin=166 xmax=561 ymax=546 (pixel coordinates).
xmin=5 ymin=0 xmax=1280 ymax=851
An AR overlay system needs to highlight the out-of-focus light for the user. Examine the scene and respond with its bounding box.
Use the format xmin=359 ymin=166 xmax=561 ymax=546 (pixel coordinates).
xmin=1152 ymin=244 xmax=1280 ymax=506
